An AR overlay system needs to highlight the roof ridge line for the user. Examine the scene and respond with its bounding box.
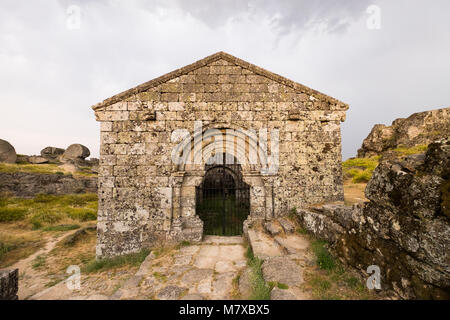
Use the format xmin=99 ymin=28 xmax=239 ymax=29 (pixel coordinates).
xmin=92 ymin=51 xmax=348 ymax=110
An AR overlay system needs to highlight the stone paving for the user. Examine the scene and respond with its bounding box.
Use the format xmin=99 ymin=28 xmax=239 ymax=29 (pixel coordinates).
xmin=113 ymin=236 xmax=247 ymax=300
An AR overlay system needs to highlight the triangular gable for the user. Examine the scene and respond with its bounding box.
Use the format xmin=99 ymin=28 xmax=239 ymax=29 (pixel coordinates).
xmin=92 ymin=51 xmax=348 ymax=110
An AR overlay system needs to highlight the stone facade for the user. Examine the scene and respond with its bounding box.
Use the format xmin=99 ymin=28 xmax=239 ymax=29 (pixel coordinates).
xmin=92 ymin=52 xmax=348 ymax=257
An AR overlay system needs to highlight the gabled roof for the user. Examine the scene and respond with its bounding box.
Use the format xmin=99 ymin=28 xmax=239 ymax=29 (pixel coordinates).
xmin=92 ymin=51 xmax=348 ymax=110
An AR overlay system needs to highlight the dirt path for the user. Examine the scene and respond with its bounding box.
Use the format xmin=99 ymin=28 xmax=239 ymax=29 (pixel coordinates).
xmin=11 ymin=230 xmax=79 ymax=300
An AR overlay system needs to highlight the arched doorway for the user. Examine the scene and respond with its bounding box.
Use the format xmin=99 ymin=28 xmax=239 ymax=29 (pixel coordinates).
xmin=196 ymin=153 xmax=250 ymax=236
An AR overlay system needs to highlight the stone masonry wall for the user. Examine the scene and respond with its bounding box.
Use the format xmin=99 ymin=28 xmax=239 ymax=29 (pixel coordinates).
xmin=93 ymin=52 xmax=348 ymax=257
xmin=296 ymin=139 xmax=450 ymax=299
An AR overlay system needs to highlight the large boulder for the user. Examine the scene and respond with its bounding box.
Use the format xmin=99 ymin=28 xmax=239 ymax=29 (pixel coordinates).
xmin=0 ymin=139 xmax=17 ymax=163
xmin=62 ymin=144 xmax=90 ymax=161
xmin=358 ymin=107 xmax=450 ymax=158
xmin=40 ymin=146 xmax=65 ymax=161
xmin=29 ymin=156 xmax=49 ymax=164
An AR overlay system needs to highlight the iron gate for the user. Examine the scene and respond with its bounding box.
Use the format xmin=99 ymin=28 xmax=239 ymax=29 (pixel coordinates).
xmin=195 ymin=160 xmax=250 ymax=236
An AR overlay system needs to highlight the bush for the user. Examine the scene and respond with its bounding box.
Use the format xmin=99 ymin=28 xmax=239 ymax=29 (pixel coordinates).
xmin=311 ymin=240 xmax=336 ymax=271
xmin=0 ymin=207 xmax=28 ymax=222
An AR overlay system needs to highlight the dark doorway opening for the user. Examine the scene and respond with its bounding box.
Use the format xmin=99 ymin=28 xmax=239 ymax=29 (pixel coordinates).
xmin=196 ymin=153 xmax=250 ymax=236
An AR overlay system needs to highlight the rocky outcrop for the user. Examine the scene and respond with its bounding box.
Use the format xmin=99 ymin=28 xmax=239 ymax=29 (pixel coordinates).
xmin=28 ymin=156 xmax=49 ymax=164
xmin=62 ymin=144 xmax=90 ymax=162
xmin=0 ymin=139 xmax=17 ymax=164
xmin=0 ymin=172 xmax=97 ymax=197
xmin=358 ymin=107 xmax=450 ymax=158
xmin=297 ymin=138 xmax=450 ymax=299
xmin=40 ymin=146 xmax=65 ymax=162
xmin=0 ymin=269 xmax=18 ymax=300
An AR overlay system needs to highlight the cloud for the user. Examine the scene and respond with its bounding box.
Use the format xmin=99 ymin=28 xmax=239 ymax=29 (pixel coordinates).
xmin=0 ymin=0 xmax=449 ymax=160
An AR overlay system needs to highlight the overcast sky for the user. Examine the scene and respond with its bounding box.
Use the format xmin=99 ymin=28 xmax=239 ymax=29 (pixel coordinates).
xmin=1 ymin=0 xmax=449 ymax=160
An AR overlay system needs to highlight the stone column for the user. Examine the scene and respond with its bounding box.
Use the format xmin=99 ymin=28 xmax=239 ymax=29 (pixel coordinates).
xmin=170 ymin=172 xmax=185 ymax=223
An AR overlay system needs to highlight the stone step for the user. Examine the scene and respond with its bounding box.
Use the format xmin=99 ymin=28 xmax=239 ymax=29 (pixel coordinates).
xmin=202 ymin=235 xmax=243 ymax=245
xmin=247 ymin=229 xmax=284 ymax=260
xmin=278 ymin=217 xmax=296 ymax=234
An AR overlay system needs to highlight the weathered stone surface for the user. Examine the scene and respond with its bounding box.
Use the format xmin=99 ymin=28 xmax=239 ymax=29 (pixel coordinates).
xmin=0 ymin=269 xmax=18 ymax=300
xmin=62 ymin=144 xmax=90 ymax=161
xmin=270 ymin=287 xmax=296 ymax=300
xmin=156 ymin=285 xmax=186 ymax=300
xmin=262 ymin=256 xmax=303 ymax=287
xmin=238 ymin=268 xmax=253 ymax=299
xmin=0 ymin=172 xmax=97 ymax=197
xmin=263 ymin=221 xmax=282 ymax=236
xmin=40 ymin=146 xmax=65 ymax=161
xmin=181 ymin=269 xmax=214 ymax=286
xmin=58 ymin=163 xmax=79 ymax=173
xmin=0 ymin=139 xmax=16 ymax=163
xmin=29 ymin=156 xmax=49 ymax=164
xmin=92 ymin=52 xmax=348 ymax=258
xmin=278 ymin=217 xmax=295 ymax=233
xmin=248 ymin=230 xmax=283 ymax=260
xmin=358 ymin=107 xmax=450 ymax=158
xmin=297 ymin=138 xmax=450 ymax=300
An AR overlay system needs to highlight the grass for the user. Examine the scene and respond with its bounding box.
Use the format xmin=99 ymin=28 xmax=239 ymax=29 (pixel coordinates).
xmin=305 ymin=238 xmax=376 ymax=300
xmin=310 ymin=240 xmax=337 ymax=271
xmin=268 ymin=281 xmax=289 ymax=290
xmin=0 ymin=225 xmax=45 ymax=268
xmin=245 ymin=246 xmax=273 ymax=300
xmin=32 ymin=254 xmax=47 ymax=269
xmin=342 ymin=157 xmax=380 ymax=184
xmin=0 ymin=162 xmax=96 ymax=177
xmin=393 ymin=144 xmax=428 ymax=156
xmin=0 ymin=193 xmax=98 ymax=229
xmin=153 ymin=271 xmax=168 ymax=282
xmin=42 ymin=224 xmax=80 ymax=232
xmin=83 ymin=248 xmax=150 ymax=274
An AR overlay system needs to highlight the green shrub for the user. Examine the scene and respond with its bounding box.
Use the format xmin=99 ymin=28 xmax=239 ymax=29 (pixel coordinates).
xmin=0 ymin=208 xmax=28 ymax=222
xmin=311 ymin=240 xmax=336 ymax=271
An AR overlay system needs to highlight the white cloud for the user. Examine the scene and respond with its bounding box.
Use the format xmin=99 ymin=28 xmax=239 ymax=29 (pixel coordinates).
xmin=0 ymin=0 xmax=449 ymax=159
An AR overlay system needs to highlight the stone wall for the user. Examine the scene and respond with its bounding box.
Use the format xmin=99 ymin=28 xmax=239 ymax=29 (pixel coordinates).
xmin=0 ymin=269 xmax=18 ymax=300
xmin=0 ymin=172 xmax=97 ymax=197
xmin=297 ymin=139 xmax=450 ymax=299
xmin=92 ymin=52 xmax=348 ymax=257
